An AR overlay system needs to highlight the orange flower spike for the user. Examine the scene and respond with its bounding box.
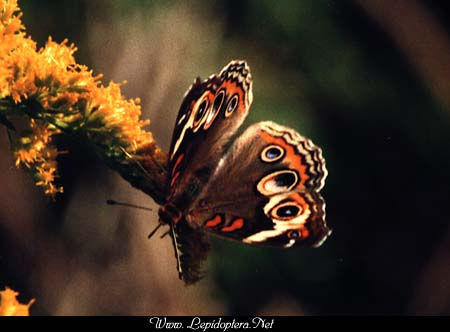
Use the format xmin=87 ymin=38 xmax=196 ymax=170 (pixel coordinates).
xmin=0 ymin=0 xmax=23 ymax=34
xmin=0 ymin=287 xmax=35 ymax=316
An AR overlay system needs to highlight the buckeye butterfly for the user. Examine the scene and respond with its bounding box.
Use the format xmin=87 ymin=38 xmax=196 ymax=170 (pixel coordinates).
xmin=156 ymin=61 xmax=330 ymax=284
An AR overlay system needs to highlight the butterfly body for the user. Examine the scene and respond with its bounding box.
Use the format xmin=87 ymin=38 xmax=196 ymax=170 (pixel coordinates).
xmin=157 ymin=61 xmax=330 ymax=282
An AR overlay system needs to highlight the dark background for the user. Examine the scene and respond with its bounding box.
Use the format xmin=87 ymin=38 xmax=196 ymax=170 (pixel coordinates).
xmin=1 ymin=0 xmax=449 ymax=315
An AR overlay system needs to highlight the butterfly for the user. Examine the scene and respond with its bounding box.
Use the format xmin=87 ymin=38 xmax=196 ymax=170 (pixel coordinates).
xmin=157 ymin=60 xmax=331 ymax=284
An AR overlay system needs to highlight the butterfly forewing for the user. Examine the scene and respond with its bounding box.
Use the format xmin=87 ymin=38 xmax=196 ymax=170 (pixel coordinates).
xmin=159 ymin=61 xmax=254 ymax=284
xmin=165 ymin=61 xmax=253 ymax=215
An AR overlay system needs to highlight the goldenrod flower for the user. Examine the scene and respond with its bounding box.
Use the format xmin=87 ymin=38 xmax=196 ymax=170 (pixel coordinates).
xmin=0 ymin=0 xmax=167 ymax=201
xmin=0 ymin=287 xmax=34 ymax=316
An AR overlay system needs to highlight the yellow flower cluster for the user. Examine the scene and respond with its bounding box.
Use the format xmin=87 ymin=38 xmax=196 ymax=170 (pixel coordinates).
xmin=0 ymin=287 xmax=34 ymax=316
xmin=0 ymin=0 xmax=164 ymax=198
xmin=14 ymin=119 xmax=62 ymax=195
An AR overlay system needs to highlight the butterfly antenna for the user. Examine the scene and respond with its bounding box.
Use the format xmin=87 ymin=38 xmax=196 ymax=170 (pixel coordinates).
xmin=170 ymin=223 xmax=183 ymax=280
xmin=106 ymin=199 xmax=153 ymax=211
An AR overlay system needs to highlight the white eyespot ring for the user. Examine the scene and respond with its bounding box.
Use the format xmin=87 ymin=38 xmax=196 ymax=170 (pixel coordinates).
xmin=192 ymin=97 xmax=210 ymax=131
xmin=204 ymin=90 xmax=225 ymax=130
xmin=256 ymin=170 xmax=299 ymax=196
xmin=261 ymin=145 xmax=285 ymax=163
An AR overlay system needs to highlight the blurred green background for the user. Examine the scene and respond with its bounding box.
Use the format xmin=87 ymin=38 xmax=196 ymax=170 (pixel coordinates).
xmin=1 ymin=0 xmax=450 ymax=315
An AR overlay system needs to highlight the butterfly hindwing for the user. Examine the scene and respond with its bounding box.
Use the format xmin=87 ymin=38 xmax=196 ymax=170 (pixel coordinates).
xmin=186 ymin=121 xmax=331 ymax=248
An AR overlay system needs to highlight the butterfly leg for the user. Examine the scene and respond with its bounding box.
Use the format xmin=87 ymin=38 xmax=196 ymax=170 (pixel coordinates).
xmin=147 ymin=222 xmax=164 ymax=239
xmin=160 ymin=230 xmax=171 ymax=238
xmin=158 ymin=203 xmax=184 ymax=279
xmin=169 ymin=222 xmax=183 ymax=280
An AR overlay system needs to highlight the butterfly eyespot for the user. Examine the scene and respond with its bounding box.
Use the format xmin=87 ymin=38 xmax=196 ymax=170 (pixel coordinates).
xmin=261 ymin=145 xmax=285 ymax=163
xmin=204 ymin=90 xmax=225 ymax=129
xmin=257 ymin=170 xmax=299 ymax=195
xmin=192 ymin=97 xmax=211 ymax=131
xmin=269 ymin=201 xmax=303 ymax=221
xmin=194 ymin=99 xmax=209 ymax=123
xmin=213 ymin=90 xmax=225 ymax=111
xmin=276 ymin=205 xmax=300 ymax=218
xmin=287 ymin=230 xmax=301 ymax=239
xmin=274 ymin=172 xmax=297 ymax=188
xmin=225 ymin=94 xmax=239 ymax=117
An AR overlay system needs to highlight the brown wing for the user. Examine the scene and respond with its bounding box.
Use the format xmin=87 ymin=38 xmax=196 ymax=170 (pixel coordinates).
xmin=186 ymin=121 xmax=331 ymax=248
xmin=165 ymin=60 xmax=253 ymax=213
